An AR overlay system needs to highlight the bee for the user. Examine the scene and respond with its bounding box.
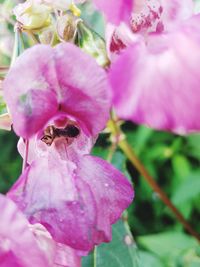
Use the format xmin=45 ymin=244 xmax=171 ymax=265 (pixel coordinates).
xmin=41 ymin=124 xmax=80 ymax=146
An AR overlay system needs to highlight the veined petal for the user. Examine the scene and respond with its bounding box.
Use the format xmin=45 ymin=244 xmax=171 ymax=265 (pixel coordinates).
xmin=3 ymin=43 xmax=111 ymax=138
xmin=8 ymin=145 xmax=133 ymax=252
xmin=93 ymin=0 xmax=133 ymax=25
xmin=109 ymin=15 xmax=200 ymax=134
xmin=54 ymin=43 xmax=111 ymax=136
xmin=3 ymin=45 xmax=58 ymax=138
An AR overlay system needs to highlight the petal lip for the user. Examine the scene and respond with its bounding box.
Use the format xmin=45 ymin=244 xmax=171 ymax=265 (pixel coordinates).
xmin=7 ymin=145 xmax=134 ymax=252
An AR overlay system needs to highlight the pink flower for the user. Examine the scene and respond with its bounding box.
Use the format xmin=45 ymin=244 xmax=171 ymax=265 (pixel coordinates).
xmin=109 ymin=18 xmax=200 ymax=133
xmin=107 ymin=1 xmax=200 ymax=134
xmin=107 ymin=0 xmax=194 ymax=56
xmin=4 ymin=43 xmax=134 ymax=252
xmin=0 ymin=194 xmax=80 ymax=267
xmin=8 ymin=135 xmax=133 ymax=252
xmin=3 ymin=43 xmax=111 ymax=139
xmin=89 ymin=0 xmax=187 ymax=28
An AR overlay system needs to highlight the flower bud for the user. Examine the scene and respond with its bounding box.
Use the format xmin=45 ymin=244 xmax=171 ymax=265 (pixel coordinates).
xmin=0 ymin=113 xmax=12 ymax=131
xmin=39 ymin=26 xmax=56 ymax=45
xmin=14 ymin=0 xmax=51 ymax=30
xmin=57 ymin=14 xmax=78 ymax=42
xmin=77 ymin=22 xmax=109 ymax=67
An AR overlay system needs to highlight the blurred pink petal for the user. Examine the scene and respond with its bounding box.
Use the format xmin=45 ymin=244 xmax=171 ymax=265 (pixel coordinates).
xmin=31 ymin=224 xmax=81 ymax=267
xmin=8 ymin=139 xmax=134 ymax=252
xmin=3 ymin=43 xmax=111 ymax=138
xmin=93 ymin=0 xmax=133 ymax=25
xmin=109 ymin=15 xmax=200 ymax=133
xmin=107 ymin=0 xmax=194 ymax=57
xmin=0 ymin=194 xmax=50 ymax=267
xmin=161 ymin=0 xmax=194 ymax=26
xmin=131 ymin=0 xmax=193 ymax=33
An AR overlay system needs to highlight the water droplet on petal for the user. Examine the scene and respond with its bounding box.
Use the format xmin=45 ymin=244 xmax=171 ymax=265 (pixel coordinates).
xmin=124 ymin=235 xmax=133 ymax=246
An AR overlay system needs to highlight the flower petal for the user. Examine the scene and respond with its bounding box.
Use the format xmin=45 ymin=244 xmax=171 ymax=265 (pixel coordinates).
xmin=3 ymin=43 xmax=111 ymax=138
xmin=109 ymin=15 xmax=200 ymax=134
xmin=3 ymin=45 xmax=58 ymax=138
xmin=8 ymin=145 xmax=133 ymax=252
xmin=54 ymin=43 xmax=111 ymax=136
xmin=161 ymin=0 xmax=194 ymax=27
xmin=0 ymin=194 xmax=50 ymax=267
xmin=31 ymin=223 xmax=81 ymax=267
xmin=93 ymin=0 xmax=133 ymax=25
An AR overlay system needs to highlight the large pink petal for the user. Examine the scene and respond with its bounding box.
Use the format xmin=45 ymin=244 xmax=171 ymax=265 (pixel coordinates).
xmin=106 ymin=0 xmax=194 ymax=58
xmin=0 ymin=194 xmax=50 ymax=267
xmin=75 ymin=155 xmax=134 ymax=242
xmin=8 ymin=145 xmax=133 ymax=252
xmin=93 ymin=0 xmax=133 ymax=25
xmin=3 ymin=43 xmax=111 ymax=138
xmin=3 ymin=45 xmax=58 ymax=138
xmin=109 ymin=15 xmax=200 ymax=134
xmin=54 ymin=43 xmax=111 ymax=136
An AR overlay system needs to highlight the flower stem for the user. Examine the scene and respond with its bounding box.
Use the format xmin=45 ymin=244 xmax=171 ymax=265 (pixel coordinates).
xmin=108 ymin=118 xmax=200 ymax=242
xmin=119 ymin=138 xmax=200 ymax=242
xmin=93 ymin=246 xmax=97 ymax=267
xmin=11 ymin=24 xmax=25 ymax=66
xmin=22 ymin=139 xmax=29 ymax=172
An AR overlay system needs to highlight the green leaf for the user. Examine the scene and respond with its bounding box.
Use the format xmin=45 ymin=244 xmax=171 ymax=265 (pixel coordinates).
xmin=126 ymin=126 xmax=153 ymax=155
xmin=0 ymin=95 xmax=7 ymax=115
xmin=172 ymin=173 xmax=200 ymax=205
xmin=138 ymin=231 xmax=198 ymax=258
xmin=92 ymin=146 xmax=109 ymax=160
xmin=82 ymin=219 xmax=140 ymax=267
xmin=111 ymin=151 xmax=126 ymax=173
xmin=194 ymin=0 xmax=200 ymax=14
xmin=172 ymin=155 xmax=190 ymax=180
xmin=138 ymin=251 xmax=164 ymax=267
xmin=186 ymin=134 xmax=200 ymax=159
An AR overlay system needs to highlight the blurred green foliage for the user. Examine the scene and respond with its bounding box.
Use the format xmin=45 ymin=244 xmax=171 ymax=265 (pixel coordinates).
xmin=1 ymin=124 xmax=199 ymax=267
xmin=92 ymin=123 xmax=200 ymax=266
xmin=0 ymin=131 xmax=21 ymax=193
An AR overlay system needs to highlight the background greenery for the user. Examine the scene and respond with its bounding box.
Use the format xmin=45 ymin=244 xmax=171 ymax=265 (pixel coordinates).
xmin=0 ymin=0 xmax=200 ymax=266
